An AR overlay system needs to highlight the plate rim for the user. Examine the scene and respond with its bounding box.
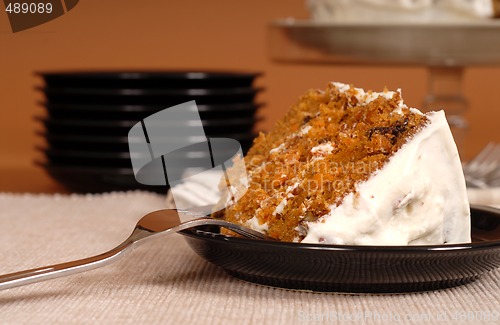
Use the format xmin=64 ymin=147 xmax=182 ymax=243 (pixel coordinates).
xmin=35 ymin=130 xmax=257 ymax=143
xmin=37 ymin=86 xmax=264 ymax=96
xmin=34 ymin=115 xmax=260 ymax=128
xmin=39 ymin=101 xmax=265 ymax=112
xmin=36 ymin=70 xmax=263 ymax=80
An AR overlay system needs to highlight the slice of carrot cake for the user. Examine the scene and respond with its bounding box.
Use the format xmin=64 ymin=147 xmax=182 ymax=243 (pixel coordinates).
xmin=215 ymin=82 xmax=470 ymax=245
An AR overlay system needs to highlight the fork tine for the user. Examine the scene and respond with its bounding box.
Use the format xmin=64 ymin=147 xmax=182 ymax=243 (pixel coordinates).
xmin=466 ymin=143 xmax=489 ymax=167
xmin=469 ymin=143 xmax=494 ymax=168
xmin=485 ymin=160 xmax=500 ymax=185
xmin=464 ymin=143 xmax=500 ymax=188
xmin=483 ymin=144 xmax=500 ymax=175
xmin=222 ymin=226 xmax=270 ymax=240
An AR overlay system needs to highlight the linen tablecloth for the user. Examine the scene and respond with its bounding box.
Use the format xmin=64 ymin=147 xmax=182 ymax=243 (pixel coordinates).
xmin=0 ymin=191 xmax=499 ymax=325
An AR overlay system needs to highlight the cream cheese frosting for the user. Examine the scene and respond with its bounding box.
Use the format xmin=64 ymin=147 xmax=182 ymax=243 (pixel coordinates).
xmin=295 ymin=83 xmax=469 ymax=245
xmin=301 ymin=109 xmax=471 ymax=245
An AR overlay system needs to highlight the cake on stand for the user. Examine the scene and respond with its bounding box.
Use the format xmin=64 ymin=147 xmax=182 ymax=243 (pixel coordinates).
xmin=268 ymin=19 xmax=500 ymax=155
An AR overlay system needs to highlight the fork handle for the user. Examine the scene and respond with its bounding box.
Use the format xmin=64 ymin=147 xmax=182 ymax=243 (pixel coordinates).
xmin=0 ymin=237 xmax=136 ymax=291
xmin=0 ymin=210 xmax=269 ymax=291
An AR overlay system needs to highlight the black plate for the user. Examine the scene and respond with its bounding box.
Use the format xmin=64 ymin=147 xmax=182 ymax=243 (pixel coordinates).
xmin=180 ymin=205 xmax=500 ymax=293
xmin=41 ymin=102 xmax=263 ymax=120
xmin=35 ymin=116 xmax=258 ymax=128
xmin=37 ymin=131 xmax=257 ymax=143
xmin=37 ymin=131 xmax=256 ymax=153
xmin=37 ymin=146 xmax=240 ymax=160
xmin=38 ymin=71 xmax=261 ymax=89
xmin=42 ymin=102 xmax=263 ymax=113
xmin=35 ymin=131 xmax=257 ymax=151
xmin=36 ymin=161 xmax=170 ymax=193
xmin=38 ymin=87 xmax=263 ymax=105
xmin=36 ymin=116 xmax=257 ymax=136
xmin=39 ymin=148 xmax=226 ymax=168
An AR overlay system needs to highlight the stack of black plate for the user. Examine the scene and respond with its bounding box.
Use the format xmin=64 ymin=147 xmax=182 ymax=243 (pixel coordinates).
xmin=35 ymin=71 xmax=263 ymax=193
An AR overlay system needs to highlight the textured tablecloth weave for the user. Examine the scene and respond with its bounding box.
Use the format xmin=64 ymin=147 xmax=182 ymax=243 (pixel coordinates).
xmin=0 ymin=191 xmax=499 ymax=325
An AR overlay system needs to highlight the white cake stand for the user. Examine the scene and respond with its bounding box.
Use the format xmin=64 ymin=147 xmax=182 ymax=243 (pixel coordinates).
xmin=268 ymin=19 xmax=500 ymax=153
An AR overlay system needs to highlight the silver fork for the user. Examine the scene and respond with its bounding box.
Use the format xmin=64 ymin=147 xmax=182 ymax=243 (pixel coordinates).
xmin=463 ymin=143 xmax=500 ymax=188
xmin=0 ymin=209 xmax=271 ymax=291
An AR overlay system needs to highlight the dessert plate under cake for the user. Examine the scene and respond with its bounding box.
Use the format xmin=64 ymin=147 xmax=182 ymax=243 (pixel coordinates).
xmin=181 ymin=205 xmax=500 ymax=293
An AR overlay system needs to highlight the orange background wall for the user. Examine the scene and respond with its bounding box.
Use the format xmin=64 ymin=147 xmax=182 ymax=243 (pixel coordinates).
xmin=0 ymin=0 xmax=499 ymax=189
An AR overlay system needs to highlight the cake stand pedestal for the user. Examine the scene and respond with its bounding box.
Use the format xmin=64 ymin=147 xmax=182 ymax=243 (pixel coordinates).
xmin=268 ymin=19 xmax=500 ymax=155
